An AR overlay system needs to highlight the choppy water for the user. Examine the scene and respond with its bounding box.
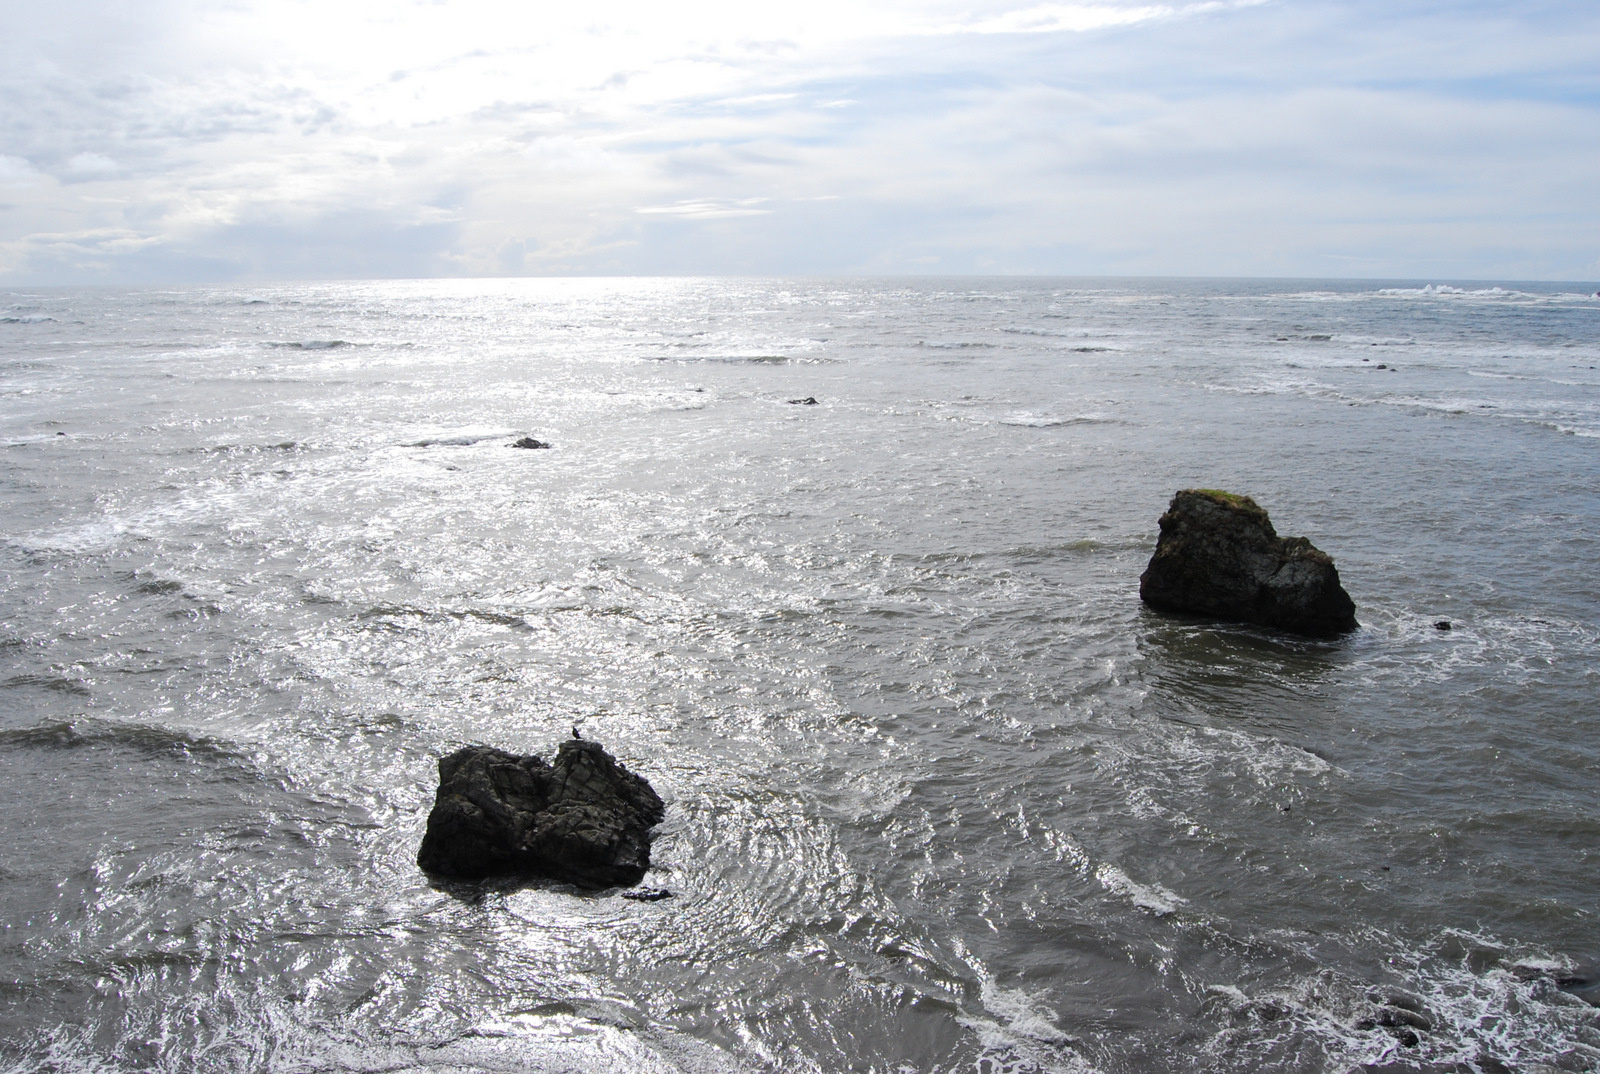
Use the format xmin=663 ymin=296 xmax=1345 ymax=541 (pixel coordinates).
xmin=2 ymin=277 xmax=1598 ymax=1074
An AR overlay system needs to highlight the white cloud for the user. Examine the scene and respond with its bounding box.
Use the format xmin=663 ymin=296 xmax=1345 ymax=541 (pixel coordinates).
xmin=936 ymin=0 xmax=1263 ymax=35
xmin=65 ymin=151 xmax=120 ymax=177
xmin=0 ymin=154 xmax=37 ymax=183
xmin=0 ymin=0 xmax=1596 ymax=281
xmin=636 ymin=199 xmax=773 ymax=219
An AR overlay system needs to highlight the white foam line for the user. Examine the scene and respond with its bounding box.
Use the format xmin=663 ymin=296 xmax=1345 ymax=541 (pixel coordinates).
xmin=1094 ymin=862 xmax=1187 ymax=917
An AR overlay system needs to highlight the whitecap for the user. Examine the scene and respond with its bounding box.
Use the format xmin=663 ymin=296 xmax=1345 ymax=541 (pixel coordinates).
xmin=999 ymin=412 xmax=1112 ymax=428
xmin=955 ymin=965 xmax=1098 ymax=1074
xmin=1094 ymin=862 xmax=1187 ymax=916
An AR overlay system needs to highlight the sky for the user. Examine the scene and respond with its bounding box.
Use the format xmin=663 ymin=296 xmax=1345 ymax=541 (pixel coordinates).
xmin=1 ymin=0 xmax=1596 ymax=283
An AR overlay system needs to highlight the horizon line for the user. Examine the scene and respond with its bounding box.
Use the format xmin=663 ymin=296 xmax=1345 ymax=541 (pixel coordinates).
xmin=7 ymin=273 xmax=1599 ymax=290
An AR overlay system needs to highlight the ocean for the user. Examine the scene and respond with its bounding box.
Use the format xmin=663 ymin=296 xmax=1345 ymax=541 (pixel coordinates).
xmin=1 ymin=276 xmax=1597 ymax=1073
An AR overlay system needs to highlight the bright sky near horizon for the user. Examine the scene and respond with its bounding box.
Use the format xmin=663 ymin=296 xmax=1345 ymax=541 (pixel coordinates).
xmin=1 ymin=0 xmax=1596 ymax=283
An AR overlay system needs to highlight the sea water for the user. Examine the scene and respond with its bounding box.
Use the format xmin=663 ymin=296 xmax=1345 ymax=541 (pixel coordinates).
xmin=1 ymin=277 xmax=1597 ymax=1073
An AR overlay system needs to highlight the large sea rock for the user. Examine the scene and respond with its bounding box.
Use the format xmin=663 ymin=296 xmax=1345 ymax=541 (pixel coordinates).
xmin=1139 ymin=489 xmax=1357 ymax=636
xmin=416 ymin=739 xmax=665 ymax=888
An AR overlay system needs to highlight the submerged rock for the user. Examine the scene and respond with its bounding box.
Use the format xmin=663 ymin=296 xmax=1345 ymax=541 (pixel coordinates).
xmin=620 ymin=886 xmax=674 ymax=902
xmin=416 ymin=739 xmax=664 ymax=888
xmin=512 ymin=436 xmax=552 ymax=449
xmin=1139 ymin=489 xmax=1357 ymax=636
xmin=787 ymin=396 xmax=818 ymax=405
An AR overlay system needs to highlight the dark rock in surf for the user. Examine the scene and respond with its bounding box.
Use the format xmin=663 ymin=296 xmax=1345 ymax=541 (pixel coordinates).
xmin=1512 ymin=962 xmax=1600 ymax=1007
xmin=512 ymin=437 xmax=551 ymax=449
xmin=787 ymin=396 xmax=818 ymax=405
xmin=416 ymin=740 xmax=664 ymax=888
xmin=620 ymin=886 xmax=673 ymax=902
xmin=1139 ymin=490 xmax=1357 ymax=636
xmin=1356 ymin=994 xmax=1432 ymax=1048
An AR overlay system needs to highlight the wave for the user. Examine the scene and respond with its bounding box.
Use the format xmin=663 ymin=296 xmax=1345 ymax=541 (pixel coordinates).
xmin=0 ymin=718 xmax=237 ymax=762
xmin=0 ymin=673 xmax=90 ymax=697
xmin=1368 ymin=284 xmax=1587 ymax=302
xmin=1202 ymin=378 xmax=1600 ymax=439
xmin=402 ymin=430 xmax=520 ymax=447
xmin=1528 ymin=420 xmax=1600 ymax=438
xmin=12 ymin=518 xmax=130 ymax=555
xmin=643 ymin=353 xmax=827 ymax=365
xmin=0 ymin=315 xmax=57 ymax=324
xmin=1276 ymin=285 xmax=1594 ymax=304
xmin=1094 ymin=862 xmax=1187 ymax=916
xmin=1377 ymin=284 xmax=1515 ymax=297
xmin=195 ymin=441 xmax=301 ymax=455
xmin=261 ymin=340 xmax=352 ymax=350
xmin=1190 ymin=924 xmax=1600 ymax=1070
xmin=357 ymin=603 xmax=533 ymax=630
xmin=959 ymin=970 xmax=1095 ymax=1074
xmin=999 ymin=412 xmax=1114 ymax=428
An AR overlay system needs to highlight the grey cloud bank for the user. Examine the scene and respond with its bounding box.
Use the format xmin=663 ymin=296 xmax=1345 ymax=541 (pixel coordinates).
xmin=1 ymin=0 xmax=1596 ymax=284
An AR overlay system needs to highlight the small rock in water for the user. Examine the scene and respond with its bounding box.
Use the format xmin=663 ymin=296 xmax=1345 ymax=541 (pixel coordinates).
xmin=1139 ymin=489 xmax=1357 ymax=636
xmin=787 ymin=396 xmax=819 ymax=405
xmin=416 ymin=740 xmax=664 ymax=889
xmin=1434 ymin=620 xmax=1453 ymax=631
xmin=620 ymin=887 xmax=673 ymax=902
xmin=1512 ymin=962 xmax=1600 ymax=1007
xmin=512 ymin=437 xmax=552 ymax=449
xmin=1560 ymin=974 xmax=1600 ymax=1007
xmin=1355 ymin=994 xmax=1432 ymax=1048
xmin=1376 ymin=363 xmax=1388 ymax=369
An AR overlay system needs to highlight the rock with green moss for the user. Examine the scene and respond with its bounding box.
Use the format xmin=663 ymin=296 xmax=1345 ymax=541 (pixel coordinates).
xmin=1139 ymin=490 xmax=1357 ymax=636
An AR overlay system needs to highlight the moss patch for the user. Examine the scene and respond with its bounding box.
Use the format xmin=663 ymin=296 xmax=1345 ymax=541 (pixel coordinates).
xmin=1186 ymin=488 xmax=1262 ymax=511
xmin=1180 ymin=488 xmax=1273 ymax=527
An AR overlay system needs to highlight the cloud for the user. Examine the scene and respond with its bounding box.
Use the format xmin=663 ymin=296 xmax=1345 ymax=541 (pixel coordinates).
xmin=0 ymin=154 xmax=38 ymax=183
xmin=636 ymin=198 xmax=772 ymax=219
xmin=934 ymin=0 xmax=1264 ymax=36
xmin=65 ymin=152 xmax=120 ymax=178
xmin=0 ymin=0 xmax=1596 ymax=281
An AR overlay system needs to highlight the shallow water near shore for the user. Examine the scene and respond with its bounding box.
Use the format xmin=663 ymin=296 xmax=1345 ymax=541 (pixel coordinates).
xmin=1 ymin=276 xmax=1598 ymax=1073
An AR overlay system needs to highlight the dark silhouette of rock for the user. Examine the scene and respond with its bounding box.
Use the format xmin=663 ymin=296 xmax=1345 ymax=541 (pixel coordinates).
xmin=1139 ymin=490 xmax=1357 ymax=636
xmin=512 ymin=437 xmax=551 ymax=449
xmin=620 ymin=886 xmax=673 ymax=902
xmin=416 ymin=740 xmax=664 ymax=888
xmin=1355 ymin=993 xmax=1432 ymax=1048
xmin=787 ymin=396 xmax=818 ymax=405
xmin=1434 ymin=620 xmax=1453 ymax=631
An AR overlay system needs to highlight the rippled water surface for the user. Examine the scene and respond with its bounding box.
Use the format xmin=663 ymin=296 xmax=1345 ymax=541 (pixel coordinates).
xmin=2 ymin=277 xmax=1598 ymax=1073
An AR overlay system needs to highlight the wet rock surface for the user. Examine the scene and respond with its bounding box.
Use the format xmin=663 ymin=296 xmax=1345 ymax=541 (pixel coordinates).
xmin=620 ymin=886 xmax=674 ymax=902
xmin=511 ymin=436 xmax=552 ymax=449
xmin=1139 ymin=489 xmax=1358 ymax=636
xmin=416 ymin=740 xmax=664 ymax=888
